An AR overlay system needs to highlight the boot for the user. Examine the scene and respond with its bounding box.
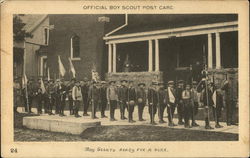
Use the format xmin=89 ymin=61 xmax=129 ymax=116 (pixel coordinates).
xmin=205 ymin=118 xmax=214 ymax=129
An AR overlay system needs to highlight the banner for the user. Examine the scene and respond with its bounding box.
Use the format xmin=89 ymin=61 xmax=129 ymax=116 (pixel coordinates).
xmin=40 ymin=78 xmax=46 ymax=94
xmin=68 ymin=57 xmax=76 ymax=78
xmin=58 ymin=55 xmax=66 ymax=77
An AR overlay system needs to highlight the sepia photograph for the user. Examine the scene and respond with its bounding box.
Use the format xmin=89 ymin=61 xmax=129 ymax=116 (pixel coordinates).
xmin=1 ymin=0 xmax=249 ymax=157
xmin=13 ymin=14 xmax=239 ymax=141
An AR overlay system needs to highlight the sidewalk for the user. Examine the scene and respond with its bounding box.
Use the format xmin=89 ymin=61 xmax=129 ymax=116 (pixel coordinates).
xmin=17 ymin=106 xmax=238 ymax=134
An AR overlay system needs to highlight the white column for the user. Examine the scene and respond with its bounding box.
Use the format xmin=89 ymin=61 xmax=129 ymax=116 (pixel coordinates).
xmin=215 ymin=32 xmax=221 ymax=69
xmin=208 ymin=33 xmax=213 ymax=69
xmin=155 ymin=39 xmax=159 ymax=71
xmin=108 ymin=44 xmax=112 ymax=73
xmin=112 ymin=43 xmax=116 ymax=73
xmin=148 ymin=40 xmax=153 ymax=72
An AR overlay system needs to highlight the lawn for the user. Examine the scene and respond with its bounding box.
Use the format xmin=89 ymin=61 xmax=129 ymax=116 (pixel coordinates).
xmin=14 ymin=113 xmax=238 ymax=141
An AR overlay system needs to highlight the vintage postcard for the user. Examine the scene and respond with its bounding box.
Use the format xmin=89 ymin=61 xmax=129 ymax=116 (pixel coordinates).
xmin=1 ymin=0 xmax=249 ymax=157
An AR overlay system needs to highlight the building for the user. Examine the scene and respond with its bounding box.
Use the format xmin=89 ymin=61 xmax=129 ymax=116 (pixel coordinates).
xmin=13 ymin=14 xmax=50 ymax=80
xmin=47 ymin=14 xmax=124 ymax=80
xmin=104 ymin=14 xmax=238 ymax=87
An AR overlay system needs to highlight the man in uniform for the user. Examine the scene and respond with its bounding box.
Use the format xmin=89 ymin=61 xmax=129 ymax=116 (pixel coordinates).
xmin=190 ymin=81 xmax=199 ymax=126
xmin=14 ymin=77 xmax=21 ymax=113
xmin=67 ymin=78 xmax=76 ymax=115
xmin=147 ymin=81 xmax=158 ymax=125
xmin=212 ymin=84 xmax=224 ymax=128
xmin=88 ymin=80 xmax=101 ymax=119
xmin=182 ymin=84 xmax=193 ymax=128
xmin=107 ymin=81 xmax=118 ymax=121
xmin=48 ymin=79 xmax=56 ymax=115
xmin=56 ymin=78 xmax=67 ymax=116
xmin=72 ymin=80 xmax=82 ymax=117
xmin=176 ymin=80 xmax=185 ymax=125
xmin=36 ymin=78 xmax=43 ymax=114
xmin=118 ymin=80 xmax=128 ymax=120
xmin=127 ymin=80 xmax=136 ymax=123
xmin=136 ymin=82 xmax=147 ymax=121
xmin=165 ymin=81 xmax=177 ymax=126
xmin=100 ymin=81 xmax=108 ymax=118
xmin=221 ymin=69 xmax=238 ymax=126
xmin=81 ymin=77 xmax=90 ymax=116
xmin=43 ymin=78 xmax=49 ymax=114
xmin=158 ymin=82 xmax=167 ymax=124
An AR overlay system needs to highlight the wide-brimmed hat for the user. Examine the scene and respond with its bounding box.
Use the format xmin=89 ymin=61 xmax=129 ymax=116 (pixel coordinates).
xmin=167 ymin=81 xmax=174 ymax=85
xmin=138 ymin=83 xmax=146 ymax=86
xmin=178 ymin=80 xmax=184 ymax=84
xmin=109 ymin=80 xmax=116 ymax=84
xmin=121 ymin=79 xmax=128 ymax=83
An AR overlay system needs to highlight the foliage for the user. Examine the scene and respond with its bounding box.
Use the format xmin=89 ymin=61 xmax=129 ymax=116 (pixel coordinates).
xmin=13 ymin=14 xmax=33 ymax=41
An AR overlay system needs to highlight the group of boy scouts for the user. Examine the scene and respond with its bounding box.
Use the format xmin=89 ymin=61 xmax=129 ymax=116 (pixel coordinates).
xmin=14 ymin=72 xmax=237 ymax=130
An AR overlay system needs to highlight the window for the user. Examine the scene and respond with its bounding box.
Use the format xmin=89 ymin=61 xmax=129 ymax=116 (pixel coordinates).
xmin=71 ymin=35 xmax=80 ymax=60
xmin=44 ymin=27 xmax=49 ymax=45
xmin=40 ymin=56 xmax=47 ymax=76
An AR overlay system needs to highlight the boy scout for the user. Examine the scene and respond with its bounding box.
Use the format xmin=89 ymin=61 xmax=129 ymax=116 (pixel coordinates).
xmin=176 ymin=80 xmax=185 ymax=125
xmin=81 ymin=77 xmax=90 ymax=116
xmin=107 ymin=81 xmax=118 ymax=121
xmin=127 ymin=80 xmax=136 ymax=123
xmin=148 ymin=81 xmax=158 ymax=125
xmin=165 ymin=81 xmax=177 ymax=126
xmin=56 ymin=78 xmax=67 ymax=116
xmin=88 ymin=80 xmax=101 ymax=119
xmin=118 ymin=80 xmax=128 ymax=120
xmin=14 ymin=77 xmax=21 ymax=113
xmin=158 ymin=82 xmax=167 ymax=124
xmin=182 ymin=84 xmax=192 ymax=128
xmin=100 ymin=81 xmax=108 ymax=118
xmin=136 ymin=83 xmax=147 ymax=121
xmin=190 ymin=81 xmax=199 ymax=127
xmin=48 ymin=79 xmax=56 ymax=115
xmin=72 ymin=80 xmax=82 ymax=117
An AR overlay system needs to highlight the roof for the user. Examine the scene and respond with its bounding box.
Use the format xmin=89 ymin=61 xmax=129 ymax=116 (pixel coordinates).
xmin=109 ymin=14 xmax=237 ymax=36
xmin=20 ymin=14 xmax=48 ymax=33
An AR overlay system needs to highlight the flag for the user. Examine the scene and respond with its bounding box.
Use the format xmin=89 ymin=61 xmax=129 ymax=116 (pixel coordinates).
xmin=22 ymin=74 xmax=28 ymax=88
xmin=68 ymin=57 xmax=76 ymax=78
xmin=58 ymin=56 xmax=66 ymax=77
xmin=212 ymin=90 xmax=217 ymax=108
xmin=40 ymin=78 xmax=46 ymax=94
xmin=47 ymin=67 xmax=50 ymax=81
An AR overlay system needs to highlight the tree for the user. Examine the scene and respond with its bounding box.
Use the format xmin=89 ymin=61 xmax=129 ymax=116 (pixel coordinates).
xmin=13 ymin=14 xmax=33 ymax=41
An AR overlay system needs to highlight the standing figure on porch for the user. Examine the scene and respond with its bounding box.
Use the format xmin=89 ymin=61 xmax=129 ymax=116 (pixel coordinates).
xmin=107 ymin=81 xmax=119 ymax=121
xmin=176 ymin=80 xmax=185 ymax=125
xmin=192 ymin=61 xmax=203 ymax=82
xmin=127 ymin=80 xmax=136 ymax=123
xmin=72 ymin=80 xmax=82 ymax=118
xmin=36 ymin=79 xmax=43 ymax=114
xmin=118 ymin=80 xmax=128 ymax=120
xmin=136 ymin=82 xmax=147 ymax=121
xmin=212 ymin=85 xmax=224 ymax=128
xmin=81 ymin=77 xmax=90 ymax=116
xmin=100 ymin=81 xmax=108 ymax=118
xmin=57 ymin=78 xmax=67 ymax=116
xmin=158 ymin=82 xmax=167 ymax=124
xmin=165 ymin=81 xmax=177 ymax=127
xmin=123 ymin=54 xmax=131 ymax=72
xmin=190 ymin=81 xmax=200 ymax=127
xmin=182 ymin=84 xmax=193 ymax=128
xmin=221 ymin=69 xmax=238 ymax=126
xmin=147 ymin=81 xmax=158 ymax=125
xmin=88 ymin=80 xmax=101 ymax=119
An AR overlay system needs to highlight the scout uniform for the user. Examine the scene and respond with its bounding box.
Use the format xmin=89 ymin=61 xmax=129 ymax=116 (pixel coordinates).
xmin=88 ymin=81 xmax=101 ymax=119
xmin=36 ymin=79 xmax=43 ymax=114
xmin=118 ymin=80 xmax=128 ymax=120
xmin=127 ymin=81 xmax=136 ymax=123
xmin=176 ymin=80 xmax=185 ymax=125
xmin=212 ymin=87 xmax=224 ymax=128
xmin=72 ymin=81 xmax=82 ymax=117
xmin=100 ymin=81 xmax=108 ymax=118
xmin=107 ymin=81 xmax=118 ymax=121
xmin=56 ymin=79 xmax=67 ymax=116
xmin=67 ymin=78 xmax=76 ymax=115
xmin=182 ymin=84 xmax=192 ymax=128
xmin=48 ymin=79 xmax=56 ymax=115
xmin=165 ymin=81 xmax=177 ymax=126
xmin=43 ymin=79 xmax=49 ymax=114
xmin=81 ymin=77 xmax=90 ymax=116
xmin=147 ymin=81 xmax=158 ymax=125
xmin=157 ymin=82 xmax=167 ymax=124
xmin=190 ymin=81 xmax=199 ymax=127
xmin=136 ymin=83 xmax=147 ymax=121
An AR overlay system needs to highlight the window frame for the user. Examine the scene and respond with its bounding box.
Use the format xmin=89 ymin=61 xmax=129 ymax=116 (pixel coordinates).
xmin=44 ymin=27 xmax=49 ymax=45
xmin=70 ymin=35 xmax=81 ymax=61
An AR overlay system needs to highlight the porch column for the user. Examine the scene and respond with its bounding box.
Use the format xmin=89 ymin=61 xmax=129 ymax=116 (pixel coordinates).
xmin=148 ymin=40 xmax=153 ymax=72
xmin=155 ymin=39 xmax=159 ymax=71
xmin=208 ymin=33 xmax=213 ymax=69
xmin=112 ymin=43 xmax=117 ymax=73
xmin=215 ymin=32 xmax=221 ymax=69
xmin=108 ymin=44 xmax=112 ymax=73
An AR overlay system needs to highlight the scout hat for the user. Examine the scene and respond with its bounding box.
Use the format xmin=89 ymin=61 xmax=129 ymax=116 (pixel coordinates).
xmin=101 ymin=81 xmax=106 ymax=84
xmin=121 ymin=79 xmax=128 ymax=83
xmin=138 ymin=82 xmax=146 ymax=86
xmin=178 ymin=80 xmax=184 ymax=84
xmin=109 ymin=80 xmax=116 ymax=84
xmin=167 ymin=80 xmax=174 ymax=85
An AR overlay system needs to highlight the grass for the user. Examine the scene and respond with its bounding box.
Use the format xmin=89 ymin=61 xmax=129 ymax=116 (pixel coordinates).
xmin=14 ymin=112 xmax=238 ymax=141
